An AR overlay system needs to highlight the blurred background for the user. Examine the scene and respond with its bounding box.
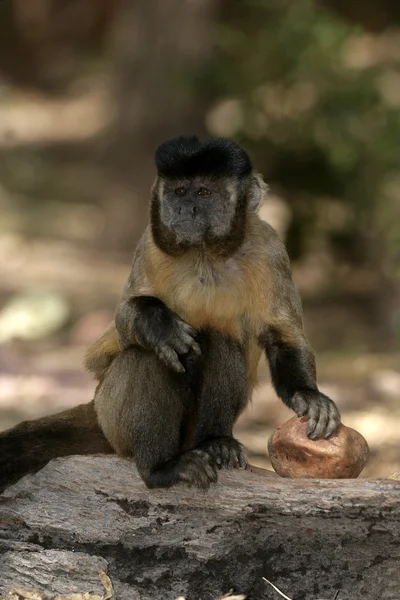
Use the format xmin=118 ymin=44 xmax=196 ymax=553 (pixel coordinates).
xmin=0 ymin=0 xmax=399 ymax=477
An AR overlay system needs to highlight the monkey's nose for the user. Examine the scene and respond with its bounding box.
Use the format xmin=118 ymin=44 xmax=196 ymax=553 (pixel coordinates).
xmin=177 ymin=203 xmax=198 ymax=219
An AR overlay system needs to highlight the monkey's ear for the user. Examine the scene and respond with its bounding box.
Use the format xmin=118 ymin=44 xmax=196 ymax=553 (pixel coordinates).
xmin=151 ymin=176 xmax=164 ymax=198
xmin=248 ymin=172 xmax=269 ymax=212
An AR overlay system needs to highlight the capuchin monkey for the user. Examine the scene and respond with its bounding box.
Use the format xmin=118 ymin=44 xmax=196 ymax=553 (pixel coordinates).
xmin=0 ymin=135 xmax=341 ymax=492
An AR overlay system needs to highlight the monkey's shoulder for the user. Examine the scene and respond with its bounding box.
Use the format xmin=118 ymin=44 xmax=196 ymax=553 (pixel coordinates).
xmin=247 ymin=217 xmax=290 ymax=267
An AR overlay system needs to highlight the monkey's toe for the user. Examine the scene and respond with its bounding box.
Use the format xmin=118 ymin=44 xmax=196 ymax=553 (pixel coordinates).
xmin=177 ymin=449 xmax=218 ymax=489
xmin=199 ymin=436 xmax=247 ymax=470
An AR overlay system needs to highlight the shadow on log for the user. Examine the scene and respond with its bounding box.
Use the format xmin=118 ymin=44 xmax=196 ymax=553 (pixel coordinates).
xmin=0 ymin=455 xmax=399 ymax=599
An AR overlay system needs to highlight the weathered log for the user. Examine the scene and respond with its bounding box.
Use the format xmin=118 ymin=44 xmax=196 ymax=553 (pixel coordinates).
xmin=0 ymin=455 xmax=399 ymax=600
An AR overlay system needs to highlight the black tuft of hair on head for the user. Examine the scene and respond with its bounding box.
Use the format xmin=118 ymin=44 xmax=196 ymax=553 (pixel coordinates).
xmin=155 ymin=135 xmax=252 ymax=180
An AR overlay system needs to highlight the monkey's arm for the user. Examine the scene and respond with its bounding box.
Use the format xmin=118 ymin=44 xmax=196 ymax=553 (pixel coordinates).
xmin=85 ymin=295 xmax=199 ymax=378
xmin=259 ymin=227 xmax=340 ymax=439
xmin=115 ymin=295 xmax=201 ymax=373
xmin=85 ymin=232 xmax=200 ymax=377
xmin=114 ymin=231 xmax=200 ymax=372
xmin=261 ymin=325 xmax=340 ymax=439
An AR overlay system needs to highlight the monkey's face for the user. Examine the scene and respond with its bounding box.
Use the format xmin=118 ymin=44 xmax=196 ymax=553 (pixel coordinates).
xmin=151 ymin=135 xmax=261 ymax=256
xmin=158 ymin=177 xmax=241 ymax=247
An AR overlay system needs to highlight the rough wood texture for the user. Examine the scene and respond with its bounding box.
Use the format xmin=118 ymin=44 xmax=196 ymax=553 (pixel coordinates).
xmin=0 ymin=456 xmax=399 ymax=600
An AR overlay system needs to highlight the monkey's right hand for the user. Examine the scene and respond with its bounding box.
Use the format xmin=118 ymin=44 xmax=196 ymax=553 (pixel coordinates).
xmin=291 ymin=390 xmax=341 ymax=440
xmin=135 ymin=305 xmax=201 ymax=373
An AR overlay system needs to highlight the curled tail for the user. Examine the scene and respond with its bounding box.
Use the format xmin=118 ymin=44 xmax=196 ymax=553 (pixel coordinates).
xmin=0 ymin=401 xmax=113 ymax=493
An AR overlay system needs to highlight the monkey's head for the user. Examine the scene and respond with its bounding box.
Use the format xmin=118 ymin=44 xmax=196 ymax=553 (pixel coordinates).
xmin=151 ymin=135 xmax=267 ymax=256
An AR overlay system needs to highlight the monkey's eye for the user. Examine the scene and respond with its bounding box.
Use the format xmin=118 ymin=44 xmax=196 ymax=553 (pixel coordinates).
xmin=174 ymin=187 xmax=186 ymax=196
xmin=197 ymin=187 xmax=211 ymax=196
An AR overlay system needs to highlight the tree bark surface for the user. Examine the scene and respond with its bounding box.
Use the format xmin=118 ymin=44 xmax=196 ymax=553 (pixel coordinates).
xmin=0 ymin=455 xmax=399 ymax=600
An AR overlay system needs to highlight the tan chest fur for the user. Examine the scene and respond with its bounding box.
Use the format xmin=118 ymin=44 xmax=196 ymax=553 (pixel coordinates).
xmin=154 ymin=253 xmax=246 ymax=336
xmin=146 ymin=217 xmax=272 ymax=388
xmin=149 ymin=244 xmax=266 ymax=336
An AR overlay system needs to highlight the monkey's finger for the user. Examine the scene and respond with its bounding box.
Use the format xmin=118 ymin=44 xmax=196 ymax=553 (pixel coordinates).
xmin=180 ymin=332 xmax=202 ymax=355
xmin=157 ymin=347 xmax=185 ymax=373
xmin=181 ymin=469 xmax=211 ymax=490
xmin=188 ymin=339 xmax=202 ymax=355
xmin=192 ymin=455 xmax=218 ymax=485
xmin=178 ymin=452 xmax=217 ymax=488
xmin=324 ymin=403 xmax=341 ymax=439
xmin=238 ymin=449 xmax=247 ymax=469
xmin=199 ymin=444 xmax=222 ymax=468
xmin=212 ymin=447 xmax=223 ymax=468
xmin=232 ymin=442 xmax=247 ymax=469
xmin=171 ymin=335 xmax=201 ymax=359
xmin=204 ymin=463 xmax=218 ymax=483
xmin=221 ymin=444 xmax=232 ymax=468
xmin=172 ymin=337 xmax=192 ymax=356
xmin=308 ymin=403 xmax=329 ymax=440
xmin=305 ymin=402 xmax=321 ymax=438
xmin=193 ymin=448 xmax=212 ymax=462
xmin=180 ymin=322 xmax=199 ymax=339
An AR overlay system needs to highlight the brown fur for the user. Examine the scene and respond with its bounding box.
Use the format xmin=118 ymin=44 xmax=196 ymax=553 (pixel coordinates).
xmin=0 ymin=149 xmax=335 ymax=492
xmin=86 ymin=212 xmax=308 ymax=393
xmin=84 ymin=323 xmax=121 ymax=380
xmin=0 ymin=401 xmax=112 ymax=493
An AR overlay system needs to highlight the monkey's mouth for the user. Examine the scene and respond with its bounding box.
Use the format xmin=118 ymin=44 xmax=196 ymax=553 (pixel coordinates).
xmin=171 ymin=219 xmax=206 ymax=235
xmin=170 ymin=225 xmax=207 ymax=248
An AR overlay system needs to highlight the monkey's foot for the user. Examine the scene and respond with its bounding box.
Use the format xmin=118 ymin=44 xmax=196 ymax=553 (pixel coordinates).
xmin=199 ymin=436 xmax=247 ymax=470
xmin=176 ymin=449 xmax=218 ymax=489
xmin=142 ymin=449 xmax=217 ymax=490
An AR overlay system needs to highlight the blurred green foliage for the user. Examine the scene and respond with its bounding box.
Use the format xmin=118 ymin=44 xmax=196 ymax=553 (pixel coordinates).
xmin=0 ymin=0 xmax=398 ymax=346
xmin=199 ymin=0 xmax=400 ymax=267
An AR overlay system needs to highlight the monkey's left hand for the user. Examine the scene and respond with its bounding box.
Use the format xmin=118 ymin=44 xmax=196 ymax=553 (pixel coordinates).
xmin=291 ymin=391 xmax=341 ymax=440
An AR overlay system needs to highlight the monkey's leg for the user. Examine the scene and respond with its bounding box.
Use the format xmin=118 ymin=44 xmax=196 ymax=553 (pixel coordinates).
xmin=193 ymin=331 xmax=248 ymax=470
xmin=0 ymin=401 xmax=112 ymax=493
xmin=94 ymin=347 xmax=217 ymax=489
xmin=263 ymin=327 xmax=341 ymax=439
